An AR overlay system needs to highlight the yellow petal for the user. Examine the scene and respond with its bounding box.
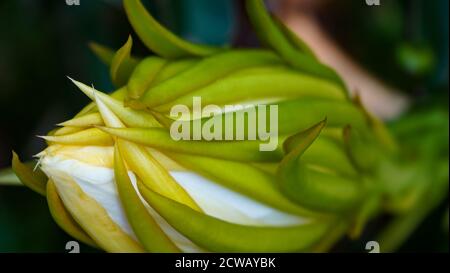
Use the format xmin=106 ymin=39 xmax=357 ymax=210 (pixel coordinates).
xmin=46 ymin=180 xmax=97 ymax=248
xmin=49 ymin=169 xmax=144 ymax=253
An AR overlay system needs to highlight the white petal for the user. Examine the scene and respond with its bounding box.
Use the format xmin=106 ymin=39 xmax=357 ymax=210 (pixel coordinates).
xmin=171 ymin=171 xmax=306 ymax=226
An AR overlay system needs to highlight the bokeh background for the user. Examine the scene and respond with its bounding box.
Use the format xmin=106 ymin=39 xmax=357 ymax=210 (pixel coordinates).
xmin=0 ymin=0 xmax=448 ymax=252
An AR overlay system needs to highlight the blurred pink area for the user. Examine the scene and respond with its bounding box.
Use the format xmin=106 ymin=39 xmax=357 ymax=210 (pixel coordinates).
xmin=273 ymin=0 xmax=410 ymax=120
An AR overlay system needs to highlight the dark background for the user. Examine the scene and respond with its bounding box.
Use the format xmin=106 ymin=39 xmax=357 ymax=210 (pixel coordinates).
xmin=0 ymin=0 xmax=448 ymax=252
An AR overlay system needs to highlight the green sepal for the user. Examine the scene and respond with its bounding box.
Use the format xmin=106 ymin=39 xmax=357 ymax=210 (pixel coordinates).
xmin=127 ymin=56 xmax=167 ymax=100
xmin=138 ymin=182 xmax=333 ymax=252
xmin=278 ymin=120 xmax=364 ymax=213
xmin=40 ymin=128 xmax=114 ymax=146
xmin=349 ymin=192 xmax=381 ymax=238
xmin=123 ymin=0 xmax=222 ymax=58
xmin=98 ymin=126 xmax=283 ymax=162
xmin=156 ymin=70 xmax=346 ymax=112
xmin=152 ymin=58 xmax=199 ymax=85
xmin=140 ymin=49 xmax=283 ymax=108
xmin=352 ymin=94 xmax=398 ymax=154
xmin=154 ymin=97 xmax=368 ymax=142
xmin=114 ymin=143 xmax=180 ymax=253
xmin=70 ymin=79 xmax=161 ymax=128
xmin=110 ymin=35 xmax=136 ymax=87
xmin=343 ymin=125 xmax=381 ymax=173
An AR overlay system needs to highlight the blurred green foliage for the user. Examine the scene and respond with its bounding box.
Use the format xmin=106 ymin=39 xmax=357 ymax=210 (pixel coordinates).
xmin=323 ymin=0 xmax=448 ymax=99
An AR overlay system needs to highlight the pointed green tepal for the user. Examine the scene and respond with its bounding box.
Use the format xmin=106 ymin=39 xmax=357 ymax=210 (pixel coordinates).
xmin=352 ymin=94 xmax=398 ymax=154
xmin=343 ymin=125 xmax=380 ymax=172
xmin=123 ymin=0 xmax=222 ymax=58
xmin=90 ymin=41 xmax=140 ymax=83
xmin=281 ymin=119 xmax=327 ymax=155
xmin=127 ymin=56 xmax=167 ymax=100
xmin=114 ymin=143 xmax=180 ymax=253
xmin=277 ymin=120 xmax=364 ymax=213
xmin=110 ymin=35 xmax=136 ymax=87
xmin=11 ymin=151 xmax=47 ymax=196
xmin=138 ymin=181 xmax=332 ymax=252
